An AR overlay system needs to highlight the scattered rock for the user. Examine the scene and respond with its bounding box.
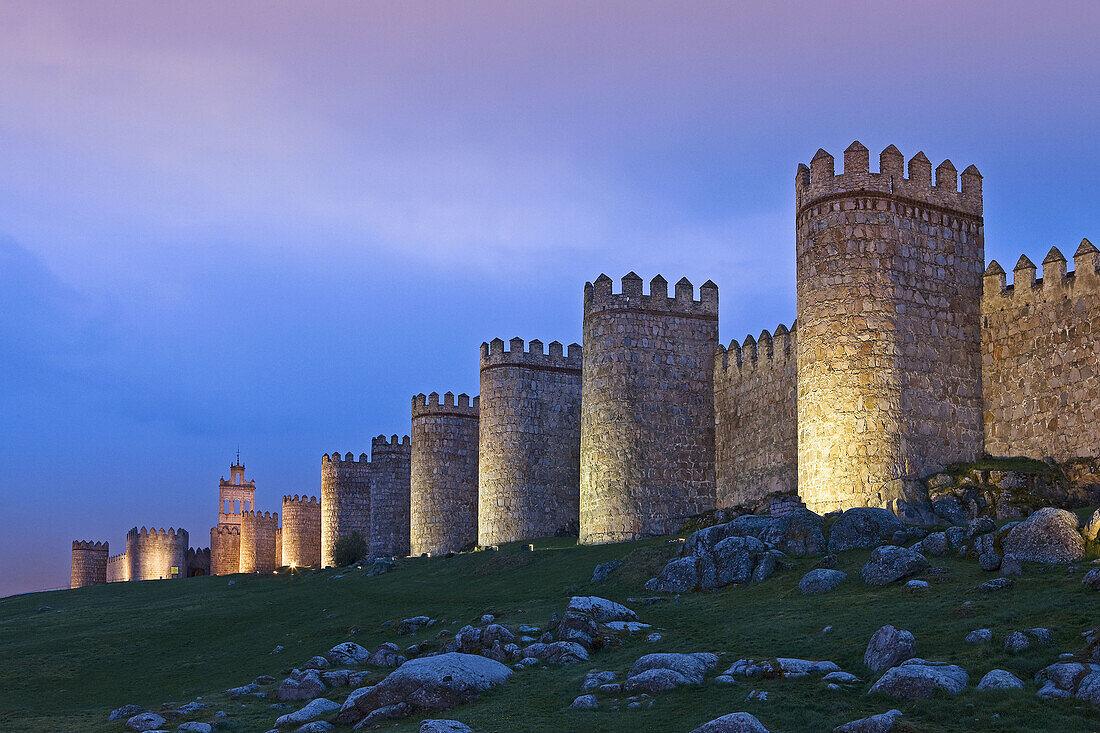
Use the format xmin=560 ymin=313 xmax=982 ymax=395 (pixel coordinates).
xmin=227 ymin=683 xmax=261 ymax=699
xmin=646 ymin=557 xmax=700 ymax=593
xmin=979 ymin=577 xmax=1013 ymax=593
xmin=367 ymin=642 xmax=407 ymax=668
xmin=177 ymin=723 xmax=212 ymax=733
xmin=302 ymin=655 xmax=330 ymax=670
xmin=581 ymin=671 xmax=617 ymax=691
xmin=823 ymin=671 xmax=861 ymax=684
xmin=861 ymin=546 xmax=929 ymax=586
xmin=689 ymin=712 xmax=771 ymax=732
xmin=275 ymin=698 xmax=341 ymax=729
xmin=1003 ymin=507 xmax=1085 ymax=563
xmin=366 ymin=557 xmax=395 ymax=576
xmin=109 ymin=705 xmax=143 ymax=721
xmin=326 ymin=642 xmax=371 ymax=666
xmin=566 ymin=596 xmax=637 ymax=623
xmin=868 ymin=659 xmax=969 ymax=699
xmin=1004 ymin=631 xmax=1030 ymax=654
xmin=686 ymin=510 xmax=826 ymax=557
xmin=965 ymin=629 xmax=992 ymax=644
xmin=521 ymin=641 xmax=589 ymax=665
xmin=420 ymin=721 xmax=473 ymax=733
xmin=977 ymin=669 xmax=1024 ymax=691
xmin=335 ymin=652 xmax=512 ymax=726
xmin=798 ymin=569 xmax=846 ymax=595
xmin=1084 ymin=508 xmax=1100 ymax=542
xmin=1029 ymin=628 xmax=1053 ymax=645
xmin=979 ymin=552 xmax=1002 ymax=571
xmin=295 ymin=722 xmax=333 ymax=733
xmin=646 ymin=633 xmax=663 ymax=643
xmin=570 ymin=694 xmax=599 ymax=709
xmin=271 ymin=645 xmax=284 ymax=655
xmin=828 ymin=508 xmax=904 ymax=553
xmin=126 ymin=712 xmax=167 ymax=731
xmin=624 ymin=652 xmax=718 ymax=692
xmin=176 ymin=702 xmax=207 ymax=714
xmin=914 ymin=532 xmax=949 ymax=557
xmin=904 ymin=579 xmax=928 ymax=592
xmin=864 ymin=626 xmax=915 ymax=672
xmin=590 ymin=560 xmax=623 ymax=583
xmin=833 ymin=708 xmax=903 ymax=732
xmin=1082 ymin=568 xmax=1100 ymax=589
xmin=277 ymin=671 xmax=326 ymax=701
xmin=398 ymin=616 xmax=432 ymax=635
xmin=1000 ymin=554 xmax=1023 ymax=577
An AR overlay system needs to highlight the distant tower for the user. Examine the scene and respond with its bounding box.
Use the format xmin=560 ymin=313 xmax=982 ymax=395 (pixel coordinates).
xmin=281 ymin=495 xmax=321 ymax=568
xmin=410 ymin=392 xmax=479 ymax=555
xmin=218 ymin=457 xmax=256 ymax=527
xmin=370 ymin=435 xmax=412 ymax=558
xmin=126 ymin=527 xmax=189 ymax=581
xmin=795 ymin=142 xmax=985 ymax=513
xmin=478 ymin=338 xmax=582 ymax=545
xmin=209 ymin=525 xmax=240 ymax=575
xmin=239 ymin=511 xmax=278 ymax=573
xmin=320 ymin=451 xmax=372 ymax=567
xmin=70 ymin=540 xmax=108 ymax=588
xmin=579 ymin=273 xmax=719 ymax=543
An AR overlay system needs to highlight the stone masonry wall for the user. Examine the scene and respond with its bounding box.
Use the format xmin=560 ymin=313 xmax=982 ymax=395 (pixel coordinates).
xmin=410 ymin=392 xmax=479 ymax=556
xmin=70 ymin=540 xmax=108 ymax=588
xmin=478 ymin=338 xmax=582 ymax=545
xmin=185 ymin=547 xmax=210 ymax=576
xmin=320 ymin=452 xmax=371 ymax=567
xmin=370 ymin=434 xmax=412 ymax=558
xmin=107 ymin=552 xmax=129 ymax=583
xmin=714 ymin=323 xmax=798 ymax=508
xmin=126 ymin=527 xmax=188 ymax=581
xmin=796 ymin=142 xmax=986 ymax=514
xmin=282 ymin=495 xmax=321 ymax=568
xmin=580 ymin=273 xmax=718 ymax=544
xmin=982 ymin=240 xmax=1100 ymax=460
xmin=239 ymin=511 xmax=278 ymax=573
xmin=210 ymin=525 xmax=240 ymax=575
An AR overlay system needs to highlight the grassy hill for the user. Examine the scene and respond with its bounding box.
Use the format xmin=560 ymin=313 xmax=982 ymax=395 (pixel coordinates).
xmin=2 ymin=533 xmax=1100 ymax=732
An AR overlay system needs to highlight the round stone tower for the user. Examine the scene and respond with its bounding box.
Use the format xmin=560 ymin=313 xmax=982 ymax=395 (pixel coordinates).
xmin=320 ymin=451 xmax=371 ymax=568
xmin=795 ymin=141 xmax=985 ymax=514
xmin=478 ymin=337 xmax=582 ymax=545
xmin=70 ymin=540 xmax=108 ymax=588
xmin=579 ymin=273 xmax=719 ymax=544
xmin=370 ymin=434 xmax=412 ymax=558
xmin=410 ymin=392 xmax=479 ymax=556
xmin=238 ymin=511 xmax=278 ymax=573
xmin=126 ymin=527 xmax=189 ymax=581
xmin=281 ymin=495 xmax=321 ymax=568
xmin=209 ymin=525 xmax=240 ymax=575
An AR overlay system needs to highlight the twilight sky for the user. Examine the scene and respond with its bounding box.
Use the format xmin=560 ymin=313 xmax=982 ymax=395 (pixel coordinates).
xmin=1 ymin=2 xmax=1098 ymax=597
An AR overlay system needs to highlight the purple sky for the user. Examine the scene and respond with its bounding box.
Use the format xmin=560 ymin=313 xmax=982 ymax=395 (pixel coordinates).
xmin=2 ymin=2 xmax=1098 ymax=596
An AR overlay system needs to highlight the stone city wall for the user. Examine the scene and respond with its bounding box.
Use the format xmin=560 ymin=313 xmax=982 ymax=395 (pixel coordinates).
xmin=478 ymin=337 xmax=582 ymax=545
xmin=796 ymin=142 xmax=985 ymax=514
xmin=126 ymin=527 xmax=189 ymax=581
xmin=210 ymin=524 xmax=240 ymax=575
xmin=714 ymin=323 xmax=798 ymax=508
xmin=70 ymin=540 xmax=109 ymax=588
xmin=107 ymin=552 xmax=129 ymax=583
xmin=982 ymin=240 xmax=1100 ymax=460
xmin=580 ymin=273 xmax=718 ymax=543
xmin=185 ymin=547 xmax=210 ymax=576
xmin=281 ymin=494 xmax=321 ymax=568
xmin=320 ymin=451 xmax=372 ymax=567
xmin=239 ymin=511 xmax=278 ymax=574
xmin=370 ymin=434 xmax=412 ymax=558
xmin=410 ymin=392 xmax=479 ymax=556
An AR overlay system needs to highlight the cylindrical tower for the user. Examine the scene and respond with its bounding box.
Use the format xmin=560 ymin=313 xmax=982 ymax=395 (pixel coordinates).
xmin=320 ymin=452 xmax=372 ymax=567
xmin=70 ymin=540 xmax=108 ymax=588
xmin=281 ymin=494 xmax=321 ymax=568
xmin=210 ymin=525 xmax=240 ymax=575
xmin=795 ymin=142 xmax=985 ymax=513
xmin=239 ymin=511 xmax=278 ymax=573
xmin=410 ymin=392 xmax=479 ymax=555
xmin=580 ymin=273 xmax=719 ymax=544
xmin=370 ymin=434 xmax=412 ymax=558
xmin=126 ymin=527 xmax=189 ymax=581
xmin=478 ymin=337 xmax=582 ymax=545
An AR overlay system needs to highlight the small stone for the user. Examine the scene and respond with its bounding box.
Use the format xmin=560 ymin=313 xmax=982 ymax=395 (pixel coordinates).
xmin=965 ymin=629 xmax=991 ymax=644
xmin=864 ymin=625 xmax=915 ymax=672
xmin=177 ymin=724 xmax=212 ymax=733
xmin=419 ymin=721 xmax=473 ymax=733
xmin=979 ymin=577 xmax=1013 ymax=593
xmin=904 ymin=579 xmax=928 ymax=592
xmin=1003 ymin=631 xmax=1029 ymax=654
xmin=126 ymin=713 xmax=167 ymax=731
xmin=1000 ymin=554 xmax=1023 ymax=577
xmin=976 ymin=669 xmax=1024 ymax=691
xmin=590 ymin=560 xmax=623 ymax=583
xmin=271 ymin=645 xmax=284 ymax=655
xmin=570 ymin=694 xmax=599 ymax=710
xmin=109 ymin=705 xmax=143 ymax=721
xmin=833 ymin=709 xmax=903 ymax=732
xmin=689 ymin=712 xmax=771 ymax=733
xmin=1082 ymin=568 xmax=1100 ymax=589
xmin=978 ymin=552 xmax=1001 ymax=571
xmin=646 ymin=632 xmax=662 ymax=642
xmin=798 ymin=569 xmax=847 ymax=595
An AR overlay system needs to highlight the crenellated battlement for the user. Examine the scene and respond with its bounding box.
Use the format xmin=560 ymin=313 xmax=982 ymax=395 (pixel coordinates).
xmin=282 ymin=494 xmax=319 ymax=506
xmin=240 ymin=510 xmax=278 ymax=522
xmin=211 ymin=524 xmax=240 ymax=536
xmin=480 ymin=337 xmax=582 ymax=371
xmin=983 ymin=240 xmax=1100 ymax=300
xmin=583 ymin=273 xmax=718 ymax=318
xmin=72 ymin=540 xmax=108 ymax=551
xmin=322 ymin=451 xmax=370 ymax=464
xmin=372 ymin=434 xmax=411 ymax=453
xmin=128 ymin=526 xmax=188 ymax=539
xmin=411 ymin=392 xmax=480 ymax=418
xmin=717 ymin=322 xmax=797 ymax=372
xmin=795 ymin=141 xmax=983 ymax=218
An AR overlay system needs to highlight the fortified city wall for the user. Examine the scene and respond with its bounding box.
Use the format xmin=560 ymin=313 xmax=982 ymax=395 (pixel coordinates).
xmin=70 ymin=540 xmax=108 ymax=588
xmin=320 ymin=452 xmax=371 ymax=567
xmin=185 ymin=547 xmax=210 ymax=576
xmin=369 ymin=434 xmax=412 ymax=558
xmin=281 ymin=494 xmax=321 ymax=568
xmin=478 ymin=337 xmax=582 ymax=545
xmin=210 ymin=525 xmax=240 ymax=575
xmin=579 ymin=273 xmax=718 ymax=543
xmin=981 ymin=240 xmax=1100 ymax=460
xmin=410 ymin=392 xmax=479 ymax=556
xmin=714 ymin=323 xmax=798 ymax=508
xmin=107 ymin=552 xmax=129 ymax=583
xmin=239 ymin=511 xmax=278 ymax=573
xmin=795 ymin=142 xmax=986 ymax=514
xmin=126 ymin=527 xmax=189 ymax=581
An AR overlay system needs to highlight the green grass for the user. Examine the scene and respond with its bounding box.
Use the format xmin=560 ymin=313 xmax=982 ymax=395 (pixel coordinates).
xmin=3 ymin=536 xmax=1100 ymax=732
xmin=940 ymin=457 xmax=1059 ymax=477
